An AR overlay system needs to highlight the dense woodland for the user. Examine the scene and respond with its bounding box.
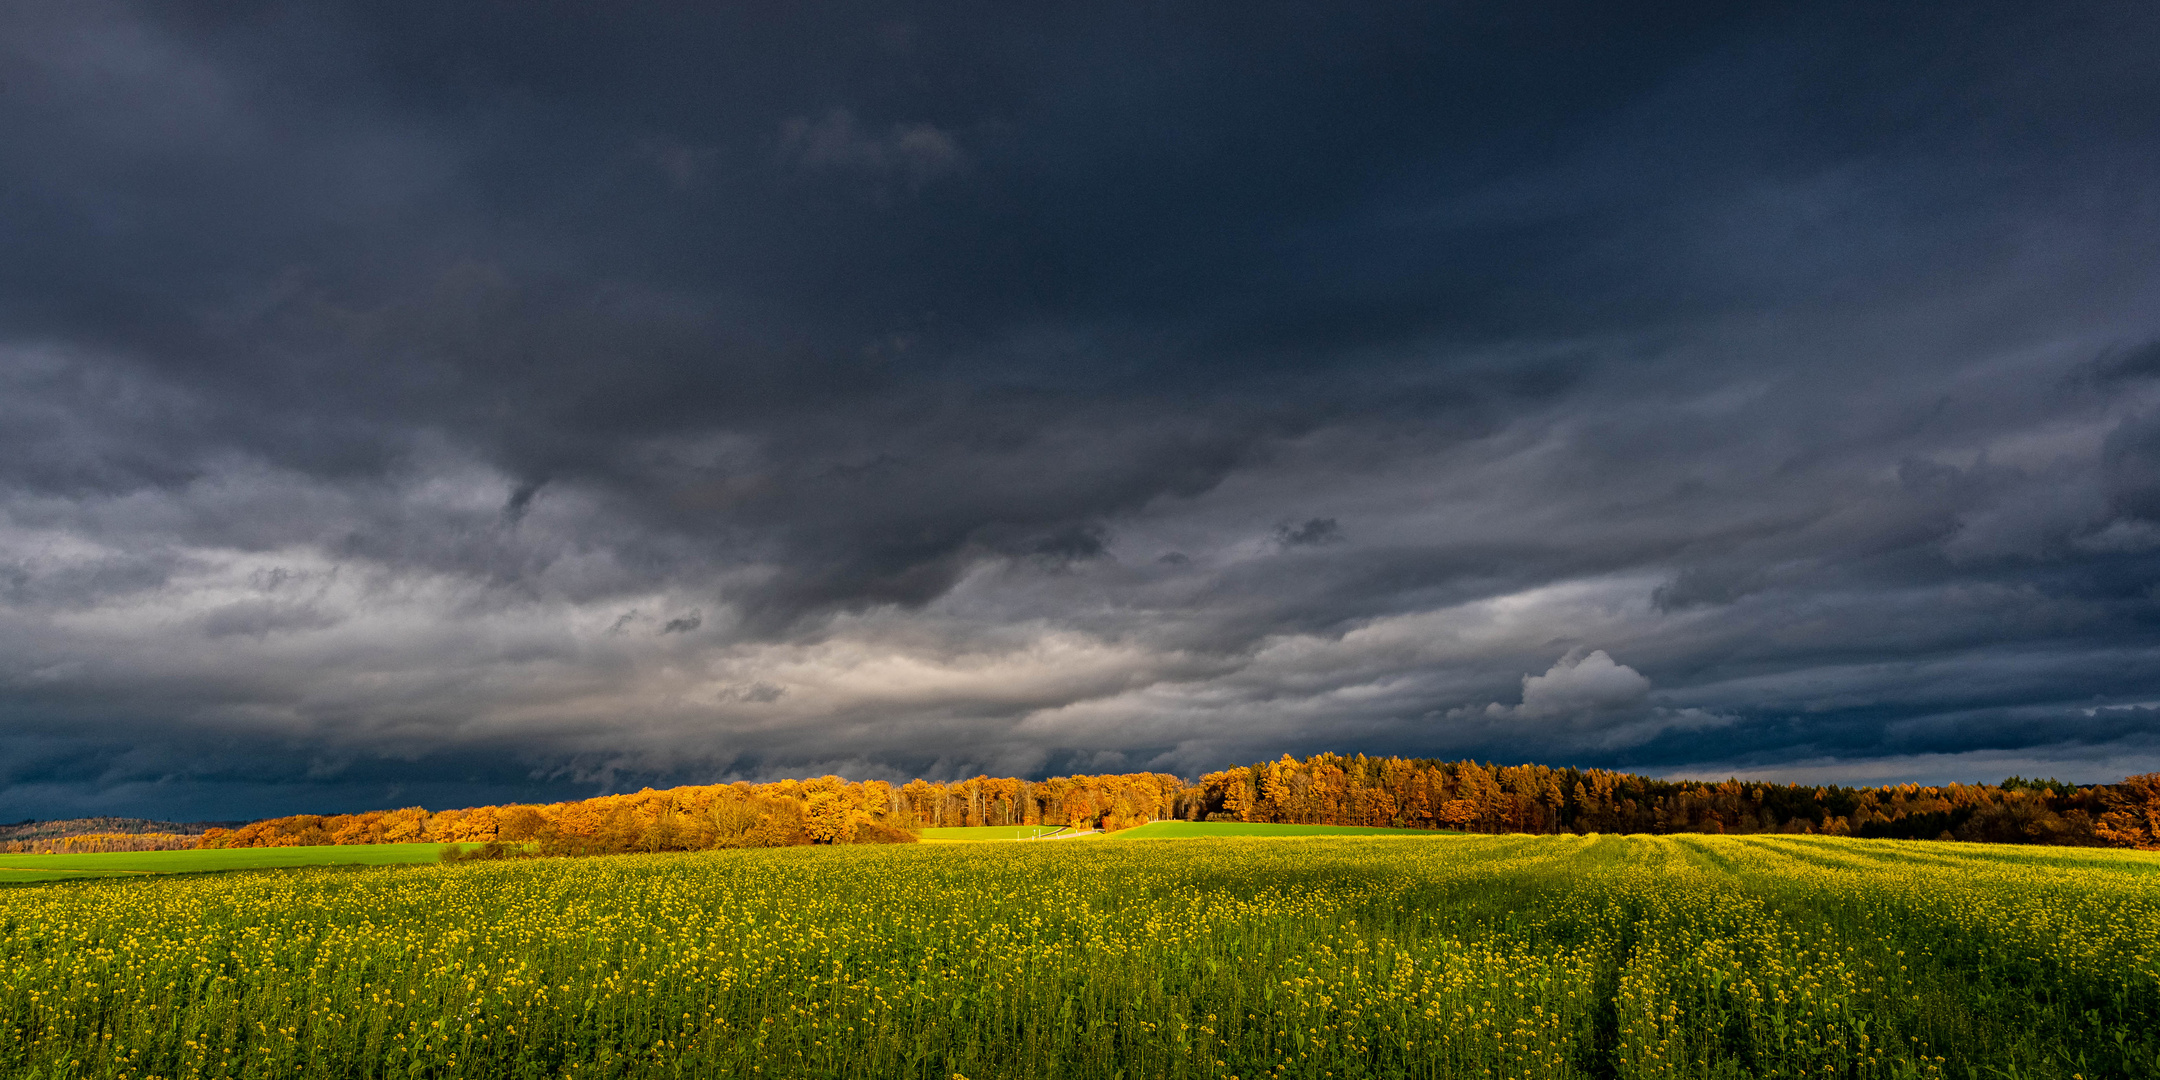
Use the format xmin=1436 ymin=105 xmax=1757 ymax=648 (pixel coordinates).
xmin=166 ymin=754 xmax=2160 ymax=855
xmin=194 ymin=772 xmax=1187 ymax=854
xmin=1 ymin=817 xmax=221 ymax=855
xmin=1187 ymin=756 xmax=2160 ymax=848
xmin=2 ymin=833 xmax=203 ymax=855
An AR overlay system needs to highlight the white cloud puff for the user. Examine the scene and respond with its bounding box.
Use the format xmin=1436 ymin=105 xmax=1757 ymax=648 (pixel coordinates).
xmin=1457 ymin=649 xmax=1733 ymax=749
xmin=1493 ymin=648 xmax=1652 ymax=719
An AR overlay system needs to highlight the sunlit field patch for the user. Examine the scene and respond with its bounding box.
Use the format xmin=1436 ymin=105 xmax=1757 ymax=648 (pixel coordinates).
xmin=1107 ymin=821 xmax=1446 ymax=840
xmin=915 ymin=825 xmax=1079 ymax=842
xmin=3 ymin=835 xmax=2156 ymax=1079
xmin=0 ymin=843 xmax=459 ymax=884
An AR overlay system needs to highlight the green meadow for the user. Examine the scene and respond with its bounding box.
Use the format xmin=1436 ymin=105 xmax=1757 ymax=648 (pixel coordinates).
xmin=915 ymin=824 xmax=1077 ymax=841
xmin=4 ymin=834 xmax=2157 ymax=1079
xmin=921 ymin=821 xmax=1447 ymax=842
xmin=1106 ymin=820 xmax=1445 ymax=839
xmin=0 ymin=843 xmax=457 ymax=884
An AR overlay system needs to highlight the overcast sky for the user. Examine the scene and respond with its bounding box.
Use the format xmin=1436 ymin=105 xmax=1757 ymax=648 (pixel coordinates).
xmin=4 ymin=1 xmax=2158 ymax=821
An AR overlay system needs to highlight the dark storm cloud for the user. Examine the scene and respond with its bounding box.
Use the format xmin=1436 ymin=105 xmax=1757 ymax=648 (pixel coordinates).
xmin=3 ymin=0 xmax=2160 ymax=820
xmin=1274 ymin=519 xmax=1343 ymax=549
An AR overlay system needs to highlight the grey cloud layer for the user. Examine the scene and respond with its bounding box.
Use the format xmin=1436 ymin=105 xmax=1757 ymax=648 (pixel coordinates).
xmin=3 ymin=0 xmax=2159 ymax=819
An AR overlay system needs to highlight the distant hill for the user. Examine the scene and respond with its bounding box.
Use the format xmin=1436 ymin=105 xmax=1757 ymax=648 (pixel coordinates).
xmin=0 ymin=817 xmax=242 ymax=841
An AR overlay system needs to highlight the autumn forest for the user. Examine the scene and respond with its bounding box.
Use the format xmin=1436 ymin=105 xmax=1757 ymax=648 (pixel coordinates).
xmin=59 ymin=753 xmax=2142 ymax=856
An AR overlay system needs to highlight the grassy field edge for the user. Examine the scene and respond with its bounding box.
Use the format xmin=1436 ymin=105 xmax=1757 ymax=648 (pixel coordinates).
xmin=0 ymin=842 xmax=460 ymax=884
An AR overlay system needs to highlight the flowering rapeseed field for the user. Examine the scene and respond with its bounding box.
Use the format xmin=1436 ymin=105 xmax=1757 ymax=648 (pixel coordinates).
xmin=2 ymin=834 xmax=2155 ymax=1079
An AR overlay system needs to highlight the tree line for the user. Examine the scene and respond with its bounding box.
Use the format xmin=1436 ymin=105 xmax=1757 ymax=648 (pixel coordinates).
xmin=2 ymin=816 xmax=219 ymax=854
xmin=2 ymin=832 xmax=201 ymax=855
xmin=189 ymin=754 xmax=2160 ymax=854
xmin=1186 ymin=754 xmax=2160 ymax=848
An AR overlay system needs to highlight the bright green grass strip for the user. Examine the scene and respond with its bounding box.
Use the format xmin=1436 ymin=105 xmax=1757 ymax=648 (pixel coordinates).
xmin=917 ymin=824 xmax=1076 ymax=841
xmin=0 ymin=842 xmax=458 ymax=882
xmin=1104 ymin=820 xmax=1451 ymax=839
xmin=0 ymin=867 xmax=146 ymax=884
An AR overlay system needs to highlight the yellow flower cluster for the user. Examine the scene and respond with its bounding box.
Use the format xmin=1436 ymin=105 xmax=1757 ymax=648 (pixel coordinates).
xmin=2 ymin=834 xmax=2155 ymax=1079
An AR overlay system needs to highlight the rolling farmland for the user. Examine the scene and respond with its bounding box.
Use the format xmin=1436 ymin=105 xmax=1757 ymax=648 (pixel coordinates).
xmin=3 ymin=834 xmax=2156 ymax=1079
